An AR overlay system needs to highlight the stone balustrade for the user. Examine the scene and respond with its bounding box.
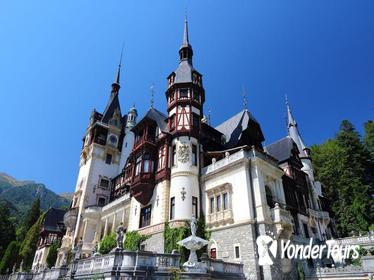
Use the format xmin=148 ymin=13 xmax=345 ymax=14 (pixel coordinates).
xmin=201 ymin=255 xmax=244 ymax=277
xmin=0 ymin=250 xmax=246 ymax=280
xmin=206 ymin=209 xmax=234 ymax=227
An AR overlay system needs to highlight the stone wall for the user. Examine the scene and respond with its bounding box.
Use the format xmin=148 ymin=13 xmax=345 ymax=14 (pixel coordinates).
xmin=143 ymin=231 xmax=165 ymax=253
xmin=210 ymin=222 xmax=260 ymax=279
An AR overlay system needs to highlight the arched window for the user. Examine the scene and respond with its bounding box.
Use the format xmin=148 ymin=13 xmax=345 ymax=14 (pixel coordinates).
xmin=265 ymin=185 xmax=274 ymax=208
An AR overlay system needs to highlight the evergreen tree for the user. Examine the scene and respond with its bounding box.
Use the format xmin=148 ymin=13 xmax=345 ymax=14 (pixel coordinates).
xmin=18 ymin=197 xmax=40 ymax=241
xmin=311 ymin=120 xmax=374 ymax=236
xmin=0 ymin=202 xmax=16 ymax=260
xmin=0 ymin=241 xmax=20 ymax=274
xmin=364 ymin=121 xmax=374 ymax=158
xmin=46 ymin=241 xmax=59 ymax=268
xmin=19 ymin=213 xmax=45 ymax=270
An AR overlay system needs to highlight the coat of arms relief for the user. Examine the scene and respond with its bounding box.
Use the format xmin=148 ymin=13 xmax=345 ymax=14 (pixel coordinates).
xmin=178 ymin=143 xmax=190 ymax=163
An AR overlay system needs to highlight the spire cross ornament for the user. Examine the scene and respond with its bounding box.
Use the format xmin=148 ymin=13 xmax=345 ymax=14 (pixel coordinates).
xmin=150 ymin=83 xmax=155 ymax=108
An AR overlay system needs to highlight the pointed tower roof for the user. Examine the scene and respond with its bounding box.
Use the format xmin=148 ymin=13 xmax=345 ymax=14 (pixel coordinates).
xmin=286 ymin=97 xmax=308 ymax=157
xmin=102 ymin=57 xmax=123 ymax=124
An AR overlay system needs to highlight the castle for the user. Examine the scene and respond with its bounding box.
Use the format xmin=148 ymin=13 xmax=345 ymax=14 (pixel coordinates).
xmin=32 ymin=19 xmax=334 ymax=279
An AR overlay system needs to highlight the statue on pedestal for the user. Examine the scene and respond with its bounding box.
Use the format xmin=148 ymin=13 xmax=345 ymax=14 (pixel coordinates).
xmin=74 ymin=238 xmax=83 ymax=260
xmin=116 ymin=222 xmax=126 ymax=249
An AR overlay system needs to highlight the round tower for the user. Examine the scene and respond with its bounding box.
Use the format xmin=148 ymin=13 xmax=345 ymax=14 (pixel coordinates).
xmin=166 ymin=18 xmax=204 ymax=221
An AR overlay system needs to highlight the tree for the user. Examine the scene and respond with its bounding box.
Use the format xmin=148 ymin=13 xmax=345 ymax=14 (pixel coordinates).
xmin=311 ymin=120 xmax=374 ymax=236
xmin=17 ymin=197 xmax=40 ymax=241
xmin=19 ymin=213 xmax=45 ymax=270
xmin=0 ymin=202 xmax=16 ymax=260
xmin=46 ymin=241 xmax=59 ymax=268
xmin=364 ymin=121 xmax=374 ymax=159
xmin=0 ymin=241 xmax=19 ymax=274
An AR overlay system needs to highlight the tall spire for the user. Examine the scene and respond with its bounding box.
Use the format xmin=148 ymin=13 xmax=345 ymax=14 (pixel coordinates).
xmin=183 ymin=16 xmax=189 ymax=46
xmin=286 ymin=96 xmax=308 ymax=157
xmin=179 ymin=17 xmax=193 ymax=63
xmin=111 ymin=48 xmax=123 ymax=97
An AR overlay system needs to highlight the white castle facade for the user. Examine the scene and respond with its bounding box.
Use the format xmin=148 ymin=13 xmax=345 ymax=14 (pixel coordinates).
xmin=39 ymin=20 xmax=334 ymax=279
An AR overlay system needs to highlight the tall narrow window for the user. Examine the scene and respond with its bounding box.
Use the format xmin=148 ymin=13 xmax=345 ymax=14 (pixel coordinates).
xmin=105 ymin=153 xmax=112 ymax=165
xmin=234 ymin=245 xmax=240 ymax=259
xmin=172 ymin=145 xmax=176 ymax=166
xmin=135 ymin=155 xmax=142 ymax=176
xmin=192 ymin=196 xmax=198 ymax=218
xmin=143 ymin=153 xmax=151 ymax=173
xmin=170 ymin=197 xmax=175 ymax=220
xmin=223 ymin=193 xmax=228 ymax=210
xmin=216 ymin=195 xmax=221 ymax=212
xmin=192 ymin=144 xmax=197 ymax=166
xmin=170 ymin=114 xmax=176 ymax=130
xmin=158 ymin=147 xmax=165 ymax=171
xmin=139 ymin=205 xmax=152 ymax=228
xmin=210 ymin=197 xmax=214 ymax=214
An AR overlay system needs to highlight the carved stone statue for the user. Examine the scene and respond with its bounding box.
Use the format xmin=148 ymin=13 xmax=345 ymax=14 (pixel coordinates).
xmin=12 ymin=264 xmax=16 ymax=274
xmin=19 ymin=260 xmax=23 ymax=272
xmin=74 ymin=238 xmax=83 ymax=260
xmin=190 ymin=217 xmax=197 ymax=237
xmin=116 ymin=222 xmax=126 ymax=249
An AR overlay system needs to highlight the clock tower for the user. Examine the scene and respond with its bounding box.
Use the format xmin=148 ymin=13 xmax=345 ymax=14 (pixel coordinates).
xmin=166 ymin=18 xmax=204 ymax=221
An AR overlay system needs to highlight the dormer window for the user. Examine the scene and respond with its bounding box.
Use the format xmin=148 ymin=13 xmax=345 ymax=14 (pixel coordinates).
xmin=179 ymin=88 xmax=188 ymax=99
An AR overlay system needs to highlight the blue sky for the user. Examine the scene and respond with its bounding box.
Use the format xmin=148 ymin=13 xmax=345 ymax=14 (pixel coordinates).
xmin=0 ymin=1 xmax=373 ymax=194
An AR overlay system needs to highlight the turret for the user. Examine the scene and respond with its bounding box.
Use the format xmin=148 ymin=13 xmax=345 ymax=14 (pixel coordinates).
xmin=286 ymin=98 xmax=314 ymax=181
xmin=166 ymin=18 xmax=202 ymax=221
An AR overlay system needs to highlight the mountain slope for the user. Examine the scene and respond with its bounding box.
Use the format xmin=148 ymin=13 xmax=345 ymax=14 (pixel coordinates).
xmin=0 ymin=172 xmax=71 ymax=223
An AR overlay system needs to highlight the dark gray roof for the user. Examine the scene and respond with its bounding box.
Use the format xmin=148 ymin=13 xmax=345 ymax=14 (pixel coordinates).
xmin=42 ymin=208 xmax=66 ymax=233
xmin=133 ymin=108 xmax=169 ymax=132
xmin=215 ymin=109 xmax=263 ymax=148
xmin=265 ymin=136 xmax=299 ymax=162
xmin=101 ymin=92 xmax=121 ymax=124
xmin=174 ymin=60 xmax=195 ymax=84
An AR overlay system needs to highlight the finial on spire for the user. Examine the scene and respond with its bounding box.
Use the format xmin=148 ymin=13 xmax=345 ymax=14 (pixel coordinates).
xmin=183 ymin=16 xmax=189 ymax=46
xmin=150 ymin=83 xmax=155 ymax=109
xmin=114 ymin=46 xmax=124 ymax=85
xmin=242 ymin=86 xmax=248 ymax=111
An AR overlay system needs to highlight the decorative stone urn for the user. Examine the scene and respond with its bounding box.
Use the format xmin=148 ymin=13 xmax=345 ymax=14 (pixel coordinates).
xmin=177 ymin=218 xmax=209 ymax=273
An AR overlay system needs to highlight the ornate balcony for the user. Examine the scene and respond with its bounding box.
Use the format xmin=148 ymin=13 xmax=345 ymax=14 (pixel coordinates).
xmin=63 ymin=207 xmax=78 ymax=230
xmin=207 ymin=209 xmax=234 ymax=227
xmin=271 ymin=203 xmax=293 ymax=239
xmin=130 ymin=173 xmax=155 ymax=205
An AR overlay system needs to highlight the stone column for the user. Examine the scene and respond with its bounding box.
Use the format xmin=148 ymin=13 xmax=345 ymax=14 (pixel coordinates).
xmin=112 ymin=213 xmax=117 ymax=232
xmin=103 ymin=218 xmax=108 ymax=236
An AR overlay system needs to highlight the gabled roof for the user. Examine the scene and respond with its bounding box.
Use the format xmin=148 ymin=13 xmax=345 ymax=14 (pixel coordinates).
xmin=42 ymin=208 xmax=66 ymax=233
xmin=132 ymin=108 xmax=169 ymax=133
xmin=265 ymin=136 xmax=299 ymax=163
xmin=215 ymin=109 xmax=264 ymax=148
